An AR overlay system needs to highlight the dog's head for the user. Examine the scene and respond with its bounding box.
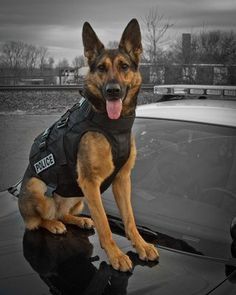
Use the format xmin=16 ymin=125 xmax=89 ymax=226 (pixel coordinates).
xmin=82 ymin=19 xmax=142 ymax=119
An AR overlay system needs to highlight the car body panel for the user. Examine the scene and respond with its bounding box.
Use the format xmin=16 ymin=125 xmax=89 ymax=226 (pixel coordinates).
xmin=136 ymin=100 xmax=236 ymax=127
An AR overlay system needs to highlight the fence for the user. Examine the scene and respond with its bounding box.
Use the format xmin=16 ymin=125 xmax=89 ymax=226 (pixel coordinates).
xmin=140 ymin=64 xmax=236 ymax=86
xmin=0 ymin=75 xmax=56 ymax=86
xmin=0 ymin=64 xmax=236 ymax=86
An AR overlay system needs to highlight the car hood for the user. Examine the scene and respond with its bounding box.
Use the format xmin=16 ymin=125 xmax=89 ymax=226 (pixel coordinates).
xmin=0 ymin=190 xmax=236 ymax=295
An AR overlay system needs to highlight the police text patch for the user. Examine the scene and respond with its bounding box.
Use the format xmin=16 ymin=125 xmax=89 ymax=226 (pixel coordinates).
xmin=34 ymin=153 xmax=55 ymax=174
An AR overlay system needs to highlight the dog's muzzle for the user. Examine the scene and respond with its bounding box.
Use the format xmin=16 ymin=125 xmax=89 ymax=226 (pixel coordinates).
xmin=104 ymin=81 xmax=123 ymax=101
xmin=103 ymin=81 xmax=127 ymax=120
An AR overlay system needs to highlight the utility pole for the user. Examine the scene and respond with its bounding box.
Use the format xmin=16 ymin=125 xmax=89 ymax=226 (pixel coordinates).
xmin=182 ymin=33 xmax=191 ymax=64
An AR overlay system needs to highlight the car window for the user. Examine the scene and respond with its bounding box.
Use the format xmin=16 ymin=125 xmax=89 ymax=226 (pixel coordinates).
xmin=131 ymin=118 xmax=236 ymax=258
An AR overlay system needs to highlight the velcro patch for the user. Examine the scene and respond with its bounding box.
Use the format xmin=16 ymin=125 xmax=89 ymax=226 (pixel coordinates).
xmin=34 ymin=153 xmax=55 ymax=174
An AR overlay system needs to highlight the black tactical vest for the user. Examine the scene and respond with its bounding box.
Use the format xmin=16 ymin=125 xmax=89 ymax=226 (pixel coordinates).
xmin=28 ymin=98 xmax=135 ymax=197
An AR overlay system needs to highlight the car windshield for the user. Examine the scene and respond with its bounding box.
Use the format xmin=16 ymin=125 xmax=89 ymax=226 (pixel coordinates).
xmin=128 ymin=118 xmax=236 ymax=258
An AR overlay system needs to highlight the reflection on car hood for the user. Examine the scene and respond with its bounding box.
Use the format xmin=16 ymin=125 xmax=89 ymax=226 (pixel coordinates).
xmin=1 ymin=190 xmax=236 ymax=295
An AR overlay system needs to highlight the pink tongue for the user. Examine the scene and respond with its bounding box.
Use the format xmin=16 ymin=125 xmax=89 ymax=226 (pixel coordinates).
xmin=106 ymin=99 xmax=122 ymax=119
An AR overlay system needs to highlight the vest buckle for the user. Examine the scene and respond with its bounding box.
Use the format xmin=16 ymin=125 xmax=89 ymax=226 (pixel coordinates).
xmin=57 ymin=117 xmax=69 ymax=128
xmin=39 ymin=128 xmax=50 ymax=150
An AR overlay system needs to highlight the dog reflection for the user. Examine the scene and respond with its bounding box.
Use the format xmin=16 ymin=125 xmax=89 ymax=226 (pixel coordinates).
xmin=23 ymin=226 xmax=158 ymax=294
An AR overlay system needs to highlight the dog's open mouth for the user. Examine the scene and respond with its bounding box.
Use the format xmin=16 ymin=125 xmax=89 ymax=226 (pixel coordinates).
xmin=106 ymin=99 xmax=122 ymax=120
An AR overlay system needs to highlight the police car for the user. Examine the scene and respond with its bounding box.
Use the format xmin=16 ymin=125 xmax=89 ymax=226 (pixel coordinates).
xmin=1 ymin=97 xmax=236 ymax=294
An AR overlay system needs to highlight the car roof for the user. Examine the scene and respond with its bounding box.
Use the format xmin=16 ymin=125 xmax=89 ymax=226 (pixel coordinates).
xmin=136 ymin=99 xmax=236 ymax=127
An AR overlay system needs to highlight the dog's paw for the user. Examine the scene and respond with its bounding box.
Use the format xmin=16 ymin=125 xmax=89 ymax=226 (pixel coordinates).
xmin=41 ymin=220 xmax=67 ymax=234
xmin=109 ymin=251 xmax=133 ymax=272
xmin=135 ymin=241 xmax=159 ymax=261
xmin=76 ymin=217 xmax=94 ymax=229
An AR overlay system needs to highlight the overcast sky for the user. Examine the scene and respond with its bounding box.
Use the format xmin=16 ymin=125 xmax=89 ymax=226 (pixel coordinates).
xmin=0 ymin=0 xmax=235 ymax=64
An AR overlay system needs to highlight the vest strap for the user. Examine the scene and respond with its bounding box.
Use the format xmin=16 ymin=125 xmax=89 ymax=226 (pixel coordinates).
xmin=57 ymin=102 xmax=81 ymax=129
xmin=90 ymin=112 xmax=135 ymax=131
xmin=39 ymin=128 xmax=51 ymax=151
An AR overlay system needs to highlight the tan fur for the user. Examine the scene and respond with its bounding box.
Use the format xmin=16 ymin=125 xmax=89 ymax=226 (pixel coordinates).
xmin=18 ymin=177 xmax=89 ymax=233
xmin=112 ymin=138 xmax=158 ymax=261
xmin=18 ymin=19 xmax=159 ymax=272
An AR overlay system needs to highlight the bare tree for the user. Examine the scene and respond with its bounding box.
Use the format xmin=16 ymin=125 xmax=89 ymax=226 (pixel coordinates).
xmin=142 ymin=7 xmax=173 ymax=64
xmin=72 ymin=55 xmax=85 ymax=68
xmin=23 ymin=44 xmax=39 ymax=73
xmin=192 ymin=29 xmax=236 ymax=64
xmin=48 ymin=57 xmax=55 ymax=69
xmin=56 ymin=58 xmax=70 ymax=69
xmin=1 ymin=41 xmax=26 ymax=73
xmin=169 ymin=29 xmax=236 ymax=65
xmin=0 ymin=41 xmax=51 ymax=75
xmin=38 ymin=46 xmax=49 ymax=71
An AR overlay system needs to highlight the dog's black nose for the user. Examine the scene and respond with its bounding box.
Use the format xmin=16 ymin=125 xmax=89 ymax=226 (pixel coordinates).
xmin=105 ymin=82 xmax=121 ymax=98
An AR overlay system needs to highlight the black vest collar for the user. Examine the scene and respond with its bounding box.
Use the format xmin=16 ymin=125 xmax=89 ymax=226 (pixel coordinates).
xmin=80 ymin=97 xmax=135 ymax=132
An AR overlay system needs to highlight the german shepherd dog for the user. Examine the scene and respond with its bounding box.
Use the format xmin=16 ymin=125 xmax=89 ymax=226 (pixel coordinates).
xmin=18 ymin=19 xmax=159 ymax=272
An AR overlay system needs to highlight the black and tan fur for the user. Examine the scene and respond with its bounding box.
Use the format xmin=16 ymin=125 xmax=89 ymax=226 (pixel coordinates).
xmin=18 ymin=19 xmax=159 ymax=272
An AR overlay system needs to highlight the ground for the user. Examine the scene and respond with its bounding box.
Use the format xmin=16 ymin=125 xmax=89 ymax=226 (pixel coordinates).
xmin=0 ymin=89 xmax=156 ymax=114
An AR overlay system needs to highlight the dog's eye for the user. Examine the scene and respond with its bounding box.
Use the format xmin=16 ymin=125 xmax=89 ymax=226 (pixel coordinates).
xmin=121 ymin=63 xmax=129 ymax=71
xmin=97 ymin=64 xmax=106 ymax=72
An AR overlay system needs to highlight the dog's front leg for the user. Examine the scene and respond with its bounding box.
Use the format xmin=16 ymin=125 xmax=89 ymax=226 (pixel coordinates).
xmin=113 ymin=172 xmax=159 ymax=261
xmin=79 ymin=179 xmax=132 ymax=272
xmin=77 ymin=132 xmax=132 ymax=272
xmin=112 ymin=139 xmax=159 ymax=262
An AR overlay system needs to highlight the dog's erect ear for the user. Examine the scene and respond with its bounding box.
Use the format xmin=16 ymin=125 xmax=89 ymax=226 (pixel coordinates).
xmin=119 ymin=19 xmax=143 ymax=64
xmin=82 ymin=22 xmax=105 ymax=64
